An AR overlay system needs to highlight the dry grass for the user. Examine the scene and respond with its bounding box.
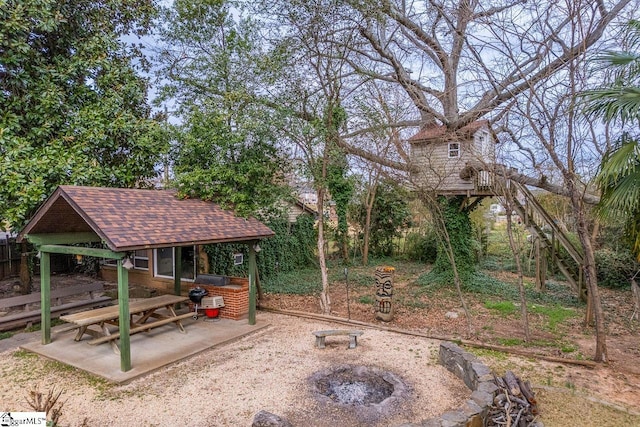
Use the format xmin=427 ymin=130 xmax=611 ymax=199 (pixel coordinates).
xmin=536 ymin=388 xmax=639 ymax=427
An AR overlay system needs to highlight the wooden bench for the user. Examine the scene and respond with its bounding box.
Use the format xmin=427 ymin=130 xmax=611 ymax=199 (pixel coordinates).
xmin=0 ymin=282 xmax=113 ymax=331
xmin=61 ymin=294 xmax=190 ymax=354
xmin=312 ymin=329 xmax=364 ymax=349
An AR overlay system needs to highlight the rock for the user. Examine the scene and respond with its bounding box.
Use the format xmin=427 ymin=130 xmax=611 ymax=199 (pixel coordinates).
xmin=252 ymin=410 xmax=293 ymax=427
xmin=445 ymin=311 xmax=459 ymax=319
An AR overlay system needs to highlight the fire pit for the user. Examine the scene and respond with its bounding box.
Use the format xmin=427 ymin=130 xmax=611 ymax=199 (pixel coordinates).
xmin=309 ymin=364 xmax=411 ymax=423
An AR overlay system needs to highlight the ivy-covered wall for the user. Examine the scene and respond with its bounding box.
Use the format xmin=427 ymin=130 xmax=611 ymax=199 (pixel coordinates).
xmin=203 ymin=214 xmax=316 ymax=279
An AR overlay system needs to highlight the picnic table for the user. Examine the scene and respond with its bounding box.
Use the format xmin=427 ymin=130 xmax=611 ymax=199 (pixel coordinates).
xmin=60 ymin=294 xmax=192 ymax=355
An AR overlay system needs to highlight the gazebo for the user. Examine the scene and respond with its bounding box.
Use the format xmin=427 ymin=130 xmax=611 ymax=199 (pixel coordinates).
xmin=17 ymin=185 xmax=274 ymax=372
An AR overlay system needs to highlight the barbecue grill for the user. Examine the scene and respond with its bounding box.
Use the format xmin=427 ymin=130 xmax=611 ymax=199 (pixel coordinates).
xmin=188 ymin=287 xmax=208 ymax=320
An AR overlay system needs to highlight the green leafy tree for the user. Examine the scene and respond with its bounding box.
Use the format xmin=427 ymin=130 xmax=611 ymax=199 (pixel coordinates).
xmin=583 ymin=20 xmax=640 ymax=260
xmin=596 ymin=135 xmax=640 ymax=260
xmin=155 ymin=0 xmax=287 ymax=217
xmin=171 ymin=107 xmax=288 ymax=217
xmin=351 ymin=180 xmax=412 ymax=257
xmin=0 ymin=0 xmax=166 ymax=230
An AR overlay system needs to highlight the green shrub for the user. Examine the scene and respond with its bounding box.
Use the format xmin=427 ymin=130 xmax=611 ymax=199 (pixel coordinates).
xmin=404 ymin=230 xmax=438 ymax=263
xmin=595 ymin=248 xmax=638 ymax=289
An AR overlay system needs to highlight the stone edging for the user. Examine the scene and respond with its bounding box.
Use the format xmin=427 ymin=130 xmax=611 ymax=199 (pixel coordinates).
xmin=404 ymin=341 xmax=497 ymax=427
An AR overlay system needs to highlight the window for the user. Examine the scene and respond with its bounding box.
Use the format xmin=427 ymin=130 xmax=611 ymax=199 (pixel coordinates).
xmin=103 ymin=258 xmax=117 ymax=266
xmin=448 ymin=142 xmax=460 ymax=158
xmin=133 ymin=250 xmax=149 ymax=270
xmin=153 ymin=246 xmax=196 ymax=280
xmin=103 ymin=250 xmax=148 ymax=270
xmin=154 ymin=247 xmax=174 ymax=278
xmin=475 ymin=131 xmax=487 ymax=144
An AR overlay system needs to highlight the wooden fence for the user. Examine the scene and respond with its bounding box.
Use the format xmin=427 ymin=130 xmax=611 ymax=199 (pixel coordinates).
xmin=0 ymin=237 xmax=20 ymax=280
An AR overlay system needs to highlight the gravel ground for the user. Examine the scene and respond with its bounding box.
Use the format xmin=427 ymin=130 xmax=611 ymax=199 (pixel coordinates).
xmin=0 ymin=311 xmax=469 ymax=427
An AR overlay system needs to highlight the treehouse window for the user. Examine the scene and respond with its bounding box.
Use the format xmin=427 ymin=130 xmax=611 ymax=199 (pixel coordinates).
xmin=448 ymin=142 xmax=460 ymax=158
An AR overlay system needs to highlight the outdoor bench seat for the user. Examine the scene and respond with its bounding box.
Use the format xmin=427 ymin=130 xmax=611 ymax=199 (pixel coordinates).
xmin=0 ymin=282 xmax=112 ymax=331
xmin=312 ymin=329 xmax=364 ymax=349
xmin=87 ymin=312 xmax=195 ymax=346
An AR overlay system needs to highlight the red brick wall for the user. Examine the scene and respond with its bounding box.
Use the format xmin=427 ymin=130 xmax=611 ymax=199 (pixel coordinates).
xmin=191 ymin=277 xmax=249 ymax=321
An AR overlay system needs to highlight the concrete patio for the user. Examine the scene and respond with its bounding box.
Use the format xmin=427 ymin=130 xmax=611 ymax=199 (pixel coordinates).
xmin=20 ymin=313 xmax=269 ymax=384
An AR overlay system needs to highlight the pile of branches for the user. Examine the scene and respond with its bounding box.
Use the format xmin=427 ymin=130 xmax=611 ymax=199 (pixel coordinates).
xmin=487 ymin=370 xmax=541 ymax=427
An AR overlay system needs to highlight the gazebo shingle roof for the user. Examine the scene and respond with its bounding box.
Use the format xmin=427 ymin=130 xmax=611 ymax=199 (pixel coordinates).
xmin=18 ymin=186 xmax=274 ymax=251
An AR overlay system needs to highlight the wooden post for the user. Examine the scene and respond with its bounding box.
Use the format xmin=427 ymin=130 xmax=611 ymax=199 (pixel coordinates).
xmin=551 ymin=230 xmax=556 ymax=269
xmin=174 ymin=246 xmax=182 ymax=296
xmin=19 ymin=241 xmax=31 ymax=294
xmin=117 ymin=259 xmax=131 ymax=372
xmin=248 ymin=242 xmax=257 ymax=325
xmin=40 ymin=251 xmax=51 ymax=345
xmin=585 ymin=289 xmax=593 ymax=326
xmin=535 ymin=239 xmax=546 ymax=291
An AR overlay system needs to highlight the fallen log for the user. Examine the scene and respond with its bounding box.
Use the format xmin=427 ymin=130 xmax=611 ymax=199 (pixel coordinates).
xmin=504 ymin=370 xmax=522 ymax=396
xmin=518 ymin=378 xmax=537 ymax=406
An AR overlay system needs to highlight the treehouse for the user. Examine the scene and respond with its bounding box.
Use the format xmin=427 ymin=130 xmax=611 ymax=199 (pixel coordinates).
xmin=408 ymin=120 xmax=589 ymax=311
xmin=408 ymin=120 xmax=500 ymax=197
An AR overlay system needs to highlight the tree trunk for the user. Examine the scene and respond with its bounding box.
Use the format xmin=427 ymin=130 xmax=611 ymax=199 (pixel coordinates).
xmin=363 ymin=207 xmax=371 ymax=266
xmin=569 ymin=184 xmax=607 ymax=362
xmin=504 ymin=196 xmax=531 ymax=342
xmin=362 ymin=179 xmax=378 ymax=266
xmin=316 ymin=188 xmax=331 ymax=314
xmin=19 ymin=241 xmax=32 ymax=295
xmin=631 ymin=275 xmax=639 ymax=321
xmin=341 ymin=236 xmax=349 ymax=264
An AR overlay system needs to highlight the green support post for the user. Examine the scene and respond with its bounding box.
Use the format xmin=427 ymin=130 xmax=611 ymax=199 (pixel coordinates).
xmin=174 ymin=246 xmax=182 ymax=296
xmin=248 ymin=242 xmax=257 ymax=325
xmin=40 ymin=251 xmax=51 ymax=345
xmin=117 ymin=259 xmax=131 ymax=372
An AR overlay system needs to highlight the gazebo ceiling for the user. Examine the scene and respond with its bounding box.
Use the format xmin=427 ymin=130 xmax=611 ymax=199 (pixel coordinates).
xmin=18 ymin=186 xmax=275 ymax=251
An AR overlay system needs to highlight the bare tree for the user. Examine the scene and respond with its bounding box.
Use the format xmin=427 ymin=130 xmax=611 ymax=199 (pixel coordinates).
xmin=258 ymin=0 xmax=363 ymax=314
xmin=249 ymin=0 xmax=631 ymax=357
xmin=497 ymin=4 xmax=616 ymax=360
xmin=332 ymin=0 xmax=629 ymax=362
xmin=501 ymin=181 xmax=532 ymax=342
